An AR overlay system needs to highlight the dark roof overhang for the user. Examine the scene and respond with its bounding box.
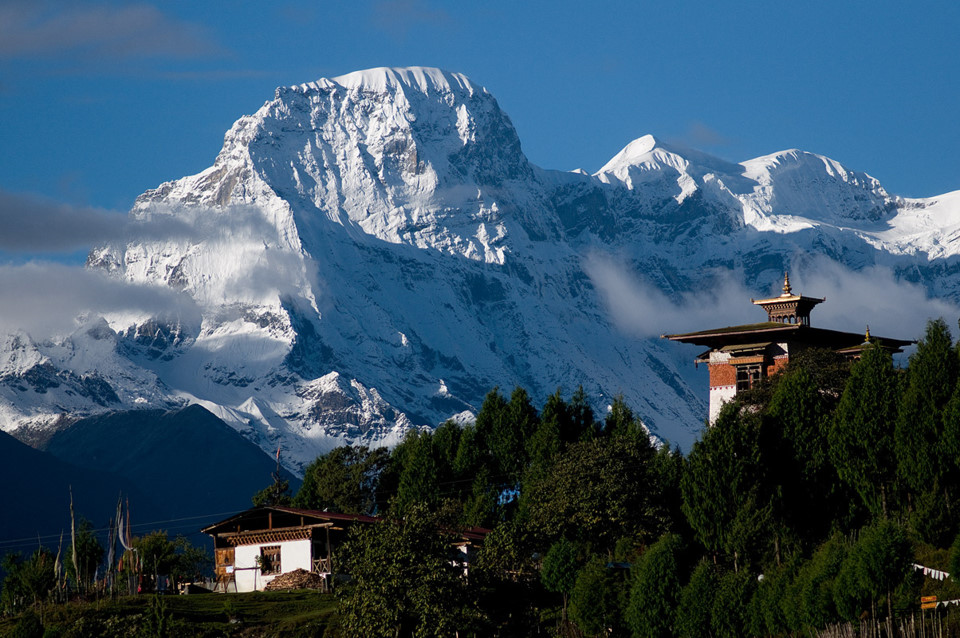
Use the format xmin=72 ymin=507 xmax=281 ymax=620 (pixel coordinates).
xmin=663 ymin=323 xmax=912 ymax=353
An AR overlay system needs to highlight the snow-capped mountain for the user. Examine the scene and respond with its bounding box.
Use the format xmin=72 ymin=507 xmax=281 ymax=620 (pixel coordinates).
xmin=4 ymin=66 xmax=960 ymax=473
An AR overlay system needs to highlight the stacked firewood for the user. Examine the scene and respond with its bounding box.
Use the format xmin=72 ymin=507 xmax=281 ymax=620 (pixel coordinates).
xmin=263 ymin=568 xmax=326 ymax=591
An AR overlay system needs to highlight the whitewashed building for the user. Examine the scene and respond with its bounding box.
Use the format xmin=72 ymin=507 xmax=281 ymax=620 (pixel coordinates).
xmin=202 ymin=506 xmax=379 ymax=592
xmin=202 ymin=505 xmax=489 ymax=593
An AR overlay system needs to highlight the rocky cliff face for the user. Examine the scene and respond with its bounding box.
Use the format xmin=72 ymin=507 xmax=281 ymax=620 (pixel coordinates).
xmin=4 ymin=67 xmax=960 ymax=473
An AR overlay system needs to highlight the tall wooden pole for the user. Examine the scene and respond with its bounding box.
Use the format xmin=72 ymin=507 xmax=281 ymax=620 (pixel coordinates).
xmin=70 ymin=486 xmax=79 ymax=594
xmin=54 ymin=530 xmax=64 ymax=602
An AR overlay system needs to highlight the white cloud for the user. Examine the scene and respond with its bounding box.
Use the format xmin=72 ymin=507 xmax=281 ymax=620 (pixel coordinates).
xmin=584 ymin=250 xmax=958 ymax=344
xmin=0 ymin=262 xmax=200 ymax=339
xmin=0 ymin=190 xmax=276 ymax=252
xmin=583 ymin=252 xmax=757 ymax=338
xmin=371 ymin=0 xmax=452 ymax=38
xmin=0 ymin=2 xmax=220 ymax=61
xmin=791 ymin=257 xmax=959 ymax=342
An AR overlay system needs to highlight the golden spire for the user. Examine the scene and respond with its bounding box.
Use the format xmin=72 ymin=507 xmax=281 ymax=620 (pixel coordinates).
xmin=782 ymin=271 xmax=792 ymax=296
xmin=864 ymin=325 xmax=871 ymax=343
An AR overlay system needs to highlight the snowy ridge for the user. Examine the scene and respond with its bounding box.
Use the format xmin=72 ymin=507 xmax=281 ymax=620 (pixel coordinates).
xmin=3 ymin=67 xmax=960 ymax=473
xmin=321 ymin=66 xmax=480 ymax=96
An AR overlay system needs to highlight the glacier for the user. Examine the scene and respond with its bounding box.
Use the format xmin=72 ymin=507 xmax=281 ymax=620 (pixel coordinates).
xmin=3 ymin=66 xmax=960 ymax=474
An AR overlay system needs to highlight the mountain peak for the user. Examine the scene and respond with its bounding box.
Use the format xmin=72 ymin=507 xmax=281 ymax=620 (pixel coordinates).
xmin=597 ymin=134 xmax=661 ymax=174
xmin=293 ymin=66 xmax=483 ymax=97
xmin=8 ymin=65 xmax=959 ymax=476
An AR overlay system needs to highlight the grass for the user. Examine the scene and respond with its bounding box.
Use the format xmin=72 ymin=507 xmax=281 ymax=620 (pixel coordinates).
xmin=0 ymin=590 xmax=340 ymax=637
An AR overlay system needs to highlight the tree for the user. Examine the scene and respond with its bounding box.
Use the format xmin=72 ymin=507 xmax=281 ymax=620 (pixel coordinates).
xmin=570 ymin=385 xmax=599 ymax=440
xmin=762 ymin=362 xmax=852 ymax=556
xmin=650 ymin=444 xmax=690 ymax=540
xmin=830 ymin=344 xmax=900 ymax=518
xmin=569 ymin=556 xmax=627 ymax=637
xmin=471 ymin=516 xmax=542 ymax=636
xmin=950 ymin=529 xmax=960 ymax=579
xmin=474 ymin=514 xmax=538 ymax=581
xmin=452 ymin=424 xmax=484 ymax=482
xmin=681 ymin=404 xmax=768 ymax=570
xmin=627 ymin=533 xmax=684 ymax=638
xmin=789 ymin=533 xmax=848 ymax=630
xmin=134 ymin=531 xmax=176 ymax=591
xmin=526 ymin=390 xmax=566 ymax=471
xmin=524 ymin=436 xmax=657 ymax=550
xmin=604 ymin=395 xmax=645 ymax=439
xmin=431 ymin=420 xmax=463 ymax=494
xmin=941 ymin=381 xmax=960 ymax=515
xmin=832 ymin=545 xmax=871 ymax=623
xmin=65 ymin=519 xmax=103 ymax=593
xmin=392 ymin=430 xmax=439 ymax=514
xmin=472 ymin=387 xmax=508 ymax=469
xmin=171 ymin=535 xmax=212 ymax=584
xmin=337 ymin=504 xmax=475 ymax=637
xmin=853 ymin=519 xmax=911 ymax=620
xmin=675 ymin=559 xmax=718 ymax=638
xmin=895 ymin=319 xmax=957 ymax=519
xmin=486 ymin=387 xmax=538 ymax=480
xmin=251 ymin=478 xmax=292 ymax=507
xmin=294 ymin=445 xmax=389 ymax=514
xmin=9 ymin=610 xmax=43 ymax=638
xmin=143 ymin=592 xmax=172 ymax=638
xmin=747 ymin=561 xmax=795 ymax=638
xmin=524 ymin=390 xmax=580 ymax=520
xmin=710 ymin=569 xmax=756 ymax=638
xmin=1 ymin=548 xmax=57 ymax=614
xmin=832 ymin=520 xmax=911 ymax=622
xmin=540 ymin=538 xmax=579 ymax=622
xmin=462 ymin=465 xmax=498 ymax=528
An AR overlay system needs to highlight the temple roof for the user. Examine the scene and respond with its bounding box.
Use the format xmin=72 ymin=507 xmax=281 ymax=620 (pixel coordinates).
xmin=663 ymin=273 xmax=912 ymax=353
xmin=750 ymin=273 xmax=824 ymax=324
xmin=663 ymin=323 xmax=911 ymax=353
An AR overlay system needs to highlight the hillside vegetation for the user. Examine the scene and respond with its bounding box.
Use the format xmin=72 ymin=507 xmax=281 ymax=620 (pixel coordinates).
xmin=8 ymin=319 xmax=960 ymax=637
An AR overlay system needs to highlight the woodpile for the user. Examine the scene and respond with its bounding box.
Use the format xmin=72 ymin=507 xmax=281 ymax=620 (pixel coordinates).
xmin=263 ymin=569 xmax=326 ymax=591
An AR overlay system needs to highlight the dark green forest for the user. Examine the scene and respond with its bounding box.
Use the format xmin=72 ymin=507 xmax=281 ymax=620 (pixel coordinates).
xmin=313 ymin=318 xmax=960 ymax=637
xmin=8 ymin=318 xmax=960 ymax=637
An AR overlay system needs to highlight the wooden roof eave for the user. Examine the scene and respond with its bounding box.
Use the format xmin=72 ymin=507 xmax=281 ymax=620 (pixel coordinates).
xmin=201 ymin=505 xmax=383 ymax=536
xmin=662 ymin=323 xmax=799 ymax=345
xmin=751 ymin=294 xmax=825 ymax=306
xmin=213 ymin=522 xmax=333 ymax=539
xmin=663 ymin=323 xmax=912 ymax=352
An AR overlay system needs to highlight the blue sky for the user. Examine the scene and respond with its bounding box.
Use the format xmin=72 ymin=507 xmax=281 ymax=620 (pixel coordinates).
xmin=1 ymin=0 xmax=958 ymax=217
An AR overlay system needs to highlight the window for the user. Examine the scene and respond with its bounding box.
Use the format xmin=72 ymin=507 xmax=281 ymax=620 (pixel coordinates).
xmin=736 ymin=365 xmax=763 ymax=391
xmin=259 ymin=545 xmax=281 ymax=575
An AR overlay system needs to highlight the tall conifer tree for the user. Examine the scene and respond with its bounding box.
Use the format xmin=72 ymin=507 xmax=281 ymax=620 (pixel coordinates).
xmin=764 ymin=365 xmax=839 ymax=548
xmin=830 ymin=344 xmax=899 ymax=518
xmin=627 ymin=533 xmax=684 ymax=638
xmin=895 ymin=319 xmax=956 ymax=494
xmin=681 ymin=404 xmax=766 ymax=569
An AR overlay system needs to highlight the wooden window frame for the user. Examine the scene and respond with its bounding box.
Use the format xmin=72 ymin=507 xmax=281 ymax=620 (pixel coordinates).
xmin=259 ymin=545 xmax=281 ymax=575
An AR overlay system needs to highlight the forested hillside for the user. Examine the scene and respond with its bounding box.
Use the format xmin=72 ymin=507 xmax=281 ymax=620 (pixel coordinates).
xmin=308 ymin=318 xmax=960 ymax=637
xmin=7 ymin=319 xmax=960 ymax=637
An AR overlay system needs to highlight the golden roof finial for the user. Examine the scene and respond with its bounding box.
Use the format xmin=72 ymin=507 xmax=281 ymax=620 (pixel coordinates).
xmin=782 ymin=271 xmax=792 ymax=296
xmin=864 ymin=325 xmax=871 ymax=343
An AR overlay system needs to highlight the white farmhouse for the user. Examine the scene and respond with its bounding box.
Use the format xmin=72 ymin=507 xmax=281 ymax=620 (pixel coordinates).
xmin=201 ymin=505 xmax=488 ymax=593
xmin=202 ymin=506 xmax=379 ymax=592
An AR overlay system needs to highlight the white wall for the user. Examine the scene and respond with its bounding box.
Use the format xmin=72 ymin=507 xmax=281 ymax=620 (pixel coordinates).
xmin=709 ymin=385 xmax=736 ymax=425
xmin=232 ymin=538 xmax=313 ymax=592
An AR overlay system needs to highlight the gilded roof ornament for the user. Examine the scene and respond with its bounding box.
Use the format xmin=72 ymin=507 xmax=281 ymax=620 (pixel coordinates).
xmin=782 ymin=271 xmax=792 ymax=296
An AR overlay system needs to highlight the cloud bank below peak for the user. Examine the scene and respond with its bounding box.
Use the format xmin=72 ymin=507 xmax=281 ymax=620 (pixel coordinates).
xmin=0 ymin=189 xmax=276 ymax=253
xmin=0 ymin=262 xmax=200 ymax=339
xmin=584 ymin=251 xmax=956 ymax=345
